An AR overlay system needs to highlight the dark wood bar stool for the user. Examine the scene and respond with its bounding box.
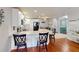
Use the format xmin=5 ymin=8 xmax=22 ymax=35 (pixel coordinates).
xmin=13 ymin=34 xmax=27 ymax=52
xmin=49 ymin=28 xmax=56 ymax=44
xmin=37 ymin=32 xmax=48 ymax=51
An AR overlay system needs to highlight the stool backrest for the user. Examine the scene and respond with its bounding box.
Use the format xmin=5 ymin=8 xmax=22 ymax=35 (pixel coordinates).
xmin=39 ymin=32 xmax=48 ymax=42
xmin=13 ymin=34 xmax=26 ymax=46
xmin=53 ymin=28 xmax=56 ymax=35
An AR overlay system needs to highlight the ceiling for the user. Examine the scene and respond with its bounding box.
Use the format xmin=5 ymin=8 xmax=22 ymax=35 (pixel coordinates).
xmin=19 ymin=7 xmax=79 ymax=20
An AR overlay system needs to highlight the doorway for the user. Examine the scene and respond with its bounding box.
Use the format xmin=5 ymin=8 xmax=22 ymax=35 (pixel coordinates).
xmin=60 ymin=18 xmax=67 ymax=34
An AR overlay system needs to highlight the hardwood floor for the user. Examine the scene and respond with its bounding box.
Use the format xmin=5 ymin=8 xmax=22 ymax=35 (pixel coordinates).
xmin=11 ymin=38 xmax=79 ymax=52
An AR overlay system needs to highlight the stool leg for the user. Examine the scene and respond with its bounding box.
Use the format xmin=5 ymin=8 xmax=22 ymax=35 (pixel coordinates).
xmin=39 ymin=43 xmax=40 ymax=52
xmin=45 ymin=43 xmax=48 ymax=51
xmin=17 ymin=46 xmax=19 ymax=52
xmin=25 ymin=44 xmax=27 ymax=51
xmin=37 ymin=42 xmax=40 ymax=52
xmin=53 ymin=36 xmax=55 ymax=43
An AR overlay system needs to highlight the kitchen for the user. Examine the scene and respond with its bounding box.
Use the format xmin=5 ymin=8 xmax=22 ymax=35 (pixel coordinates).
xmin=0 ymin=7 xmax=79 ymax=52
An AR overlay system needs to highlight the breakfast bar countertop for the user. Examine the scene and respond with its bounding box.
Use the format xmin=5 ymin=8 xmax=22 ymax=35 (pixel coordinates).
xmin=19 ymin=29 xmax=52 ymax=35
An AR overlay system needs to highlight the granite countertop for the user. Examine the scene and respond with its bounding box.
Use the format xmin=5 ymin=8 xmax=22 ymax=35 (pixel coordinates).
xmin=16 ymin=29 xmax=52 ymax=35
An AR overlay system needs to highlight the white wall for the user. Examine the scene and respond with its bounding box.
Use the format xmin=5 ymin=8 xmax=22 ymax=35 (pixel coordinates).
xmin=0 ymin=8 xmax=20 ymax=52
xmin=0 ymin=7 xmax=12 ymax=52
xmin=11 ymin=9 xmax=19 ymax=33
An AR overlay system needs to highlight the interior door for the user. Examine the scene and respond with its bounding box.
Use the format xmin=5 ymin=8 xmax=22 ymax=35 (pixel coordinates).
xmin=60 ymin=19 xmax=67 ymax=34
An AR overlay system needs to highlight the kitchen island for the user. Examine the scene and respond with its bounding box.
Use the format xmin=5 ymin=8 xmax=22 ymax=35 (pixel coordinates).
xmin=10 ymin=29 xmax=52 ymax=51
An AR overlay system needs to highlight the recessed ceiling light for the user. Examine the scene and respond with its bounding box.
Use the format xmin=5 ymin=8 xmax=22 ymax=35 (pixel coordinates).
xmin=63 ymin=15 xmax=68 ymax=18
xmin=34 ymin=10 xmax=38 ymax=13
